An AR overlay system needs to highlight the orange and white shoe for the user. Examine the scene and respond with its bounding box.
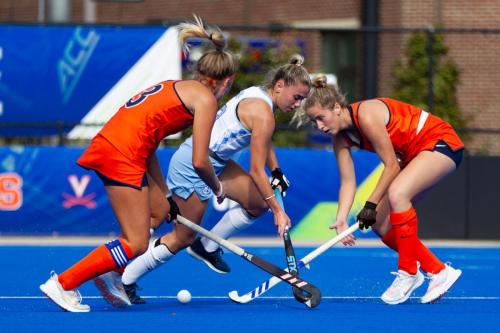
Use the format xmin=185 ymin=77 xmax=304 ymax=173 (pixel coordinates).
xmin=421 ymin=264 xmax=462 ymax=304
xmin=40 ymin=271 xmax=90 ymax=312
xmin=381 ymin=269 xmax=424 ymax=305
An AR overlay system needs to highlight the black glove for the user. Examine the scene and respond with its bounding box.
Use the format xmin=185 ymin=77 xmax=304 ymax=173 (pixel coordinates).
xmin=357 ymin=201 xmax=377 ymax=230
xmin=166 ymin=196 xmax=181 ymax=223
xmin=270 ymin=168 xmax=290 ymax=196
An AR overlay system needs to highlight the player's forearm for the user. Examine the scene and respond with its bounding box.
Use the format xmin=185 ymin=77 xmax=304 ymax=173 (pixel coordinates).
xmin=336 ymin=180 xmax=356 ymax=222
xmin=193 ymin=158 xmax=221 ymax=194
xmin=368 ymin=162 xmax=400 ymax=204
xmin=146 ymin=153 xmax=168 ymax=193
xmin=250 ymin=167 xmax=281 ymax=212
xmin=265 ymin=146 xmax=279 ymax=171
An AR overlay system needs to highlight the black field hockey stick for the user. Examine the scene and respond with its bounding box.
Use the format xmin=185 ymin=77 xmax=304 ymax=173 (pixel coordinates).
xmin=275 ymin=188 xmax=311 ymax=304
xmin=175 ymin=214 xmax=321 ymax=308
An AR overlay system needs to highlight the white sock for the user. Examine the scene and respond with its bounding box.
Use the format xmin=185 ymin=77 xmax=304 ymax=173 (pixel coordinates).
xmin=122 ymin=238 xmax=174 ymax=285
xmin=201 ymin=205 xmax=255 ymax=252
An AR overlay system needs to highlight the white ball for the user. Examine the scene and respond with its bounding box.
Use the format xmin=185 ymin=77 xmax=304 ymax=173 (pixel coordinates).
xmin=177 ymin=289 xmax=191 ymax=304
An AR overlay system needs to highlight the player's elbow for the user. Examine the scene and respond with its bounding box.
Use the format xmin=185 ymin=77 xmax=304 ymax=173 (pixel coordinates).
xmin=386 ymin=160 xmax=401 ymax=175
xmin=192 ymin=158 xmax=210 ymax=174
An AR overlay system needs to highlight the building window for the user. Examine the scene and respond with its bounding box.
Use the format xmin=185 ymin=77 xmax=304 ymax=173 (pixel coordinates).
xmin=321 ymin=32 xmax=359 ymax=101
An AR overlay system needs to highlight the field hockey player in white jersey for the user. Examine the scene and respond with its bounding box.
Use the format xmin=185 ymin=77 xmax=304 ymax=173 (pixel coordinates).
xmin=96 ymin=54 xmax=311 ymax=305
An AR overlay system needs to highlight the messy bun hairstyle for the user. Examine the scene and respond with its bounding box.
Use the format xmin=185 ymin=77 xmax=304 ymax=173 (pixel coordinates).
xmin=264 ymin=54 xmax=311 ymax=89
xmin=178 ymin=15 xmax=236 ymax=80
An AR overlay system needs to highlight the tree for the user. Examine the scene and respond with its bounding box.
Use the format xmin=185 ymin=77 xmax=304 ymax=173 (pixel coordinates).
xmin=392 ymin=31 xmax=467 ymax=129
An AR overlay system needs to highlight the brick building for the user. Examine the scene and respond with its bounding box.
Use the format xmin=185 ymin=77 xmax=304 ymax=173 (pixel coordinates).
xmin=1 ymin=0 xmax=499 ymax=154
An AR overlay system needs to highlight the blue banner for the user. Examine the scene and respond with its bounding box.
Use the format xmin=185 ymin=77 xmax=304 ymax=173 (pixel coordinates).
xmin=0 ymin=146 xmax=381 ymax=239
xmin=0 ymin=25 xmax=166 ymax=135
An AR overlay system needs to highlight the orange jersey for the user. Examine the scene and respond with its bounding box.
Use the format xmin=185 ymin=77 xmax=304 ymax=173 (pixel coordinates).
xmin=78 ymin=80 xmax=193 ymax=187
xmin=343 ymin=98 xmax=464 ymax=166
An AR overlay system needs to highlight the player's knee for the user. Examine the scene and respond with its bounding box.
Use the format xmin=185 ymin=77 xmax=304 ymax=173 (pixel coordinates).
xmin=127 ymin=238 xmax=150 ymax=257
xmin=387 ymin=185 xmax=410 ymax=210
xmin=245 ymin=202 xmax=268 ymax=217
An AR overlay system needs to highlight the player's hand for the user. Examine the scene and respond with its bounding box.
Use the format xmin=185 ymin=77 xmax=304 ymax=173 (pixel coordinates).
xmin=270 ymin=168 xmax=290 ymax=197
xmin=214 ymin=180 xmax=226 ymax=204
xmin=330 ymin=219 xmax=356 ymax=246
xmin=357 ymin=201 xmax=377 ymax=231
xmin=274 ymin=210 xmax=291 ymax=238
xmin=166 ymin=196 xmax=181 ymax=222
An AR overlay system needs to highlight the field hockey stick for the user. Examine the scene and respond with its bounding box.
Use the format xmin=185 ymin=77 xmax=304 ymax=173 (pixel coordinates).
xmin=228 ymin=222 xmax=359 ymax=304
xmin=175 ymin=214 xmax=322 ymax=308
xmin=275 ymin=188 xmax=310 ymax=304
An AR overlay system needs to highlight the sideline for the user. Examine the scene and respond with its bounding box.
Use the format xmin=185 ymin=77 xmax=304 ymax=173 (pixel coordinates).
xmin=0 ymin=236 xmax=499 ymax=248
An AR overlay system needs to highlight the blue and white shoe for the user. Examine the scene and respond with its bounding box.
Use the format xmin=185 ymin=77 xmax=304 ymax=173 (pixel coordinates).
xmin=187 ymin=238 xmax=230 ymax=274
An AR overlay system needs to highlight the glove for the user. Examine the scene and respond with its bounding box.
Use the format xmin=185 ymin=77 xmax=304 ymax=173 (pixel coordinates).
xmin=270 ymin=168 xmax=290 ymax=196
xmin=357 ymin=201 xmax=377 ymax=231
xmin=214 ymin=180 xmax=226 ymax=204
xmin=166 ymin=196 xmax=181 ymax=222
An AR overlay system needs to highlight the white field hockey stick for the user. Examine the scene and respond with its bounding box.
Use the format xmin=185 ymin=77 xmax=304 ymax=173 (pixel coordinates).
xmin=175 ymin=214 xmax=322 ymax=308
xmin=228 ymin=222 xmax=359 ymax=304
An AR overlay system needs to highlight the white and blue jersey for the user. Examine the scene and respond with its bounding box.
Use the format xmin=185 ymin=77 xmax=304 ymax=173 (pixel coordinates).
xmin=167 ymin=86 xmax=273 ymax=200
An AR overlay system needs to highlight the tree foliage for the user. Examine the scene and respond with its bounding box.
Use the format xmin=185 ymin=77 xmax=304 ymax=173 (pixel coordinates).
xmin=392 ymin=32 xmax=467 ymax=129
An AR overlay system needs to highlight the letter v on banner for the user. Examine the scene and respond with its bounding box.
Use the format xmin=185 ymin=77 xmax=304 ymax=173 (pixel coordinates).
xmin=62 ymin=174 xmax=96 ymax=209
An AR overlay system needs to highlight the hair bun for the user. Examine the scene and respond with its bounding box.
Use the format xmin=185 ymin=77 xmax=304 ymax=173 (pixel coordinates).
xmin=312 ymin=74 xmax=328 ymax=88
xmin=289 ymin=54 xmax=305 ymax=66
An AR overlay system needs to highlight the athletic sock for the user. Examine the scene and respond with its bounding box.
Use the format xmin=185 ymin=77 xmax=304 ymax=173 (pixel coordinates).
xmin=201 ymin=205 xmax=256 ymax=252
xmin=382 ymin=228 xmax=445 ymax=274
xmin=390 ymin=207 xmax=418 ymax=275
xmin=58 ymin=239 xmax=132 ymax=290
xmin=121 ymin=238 xmax=174 ymax=285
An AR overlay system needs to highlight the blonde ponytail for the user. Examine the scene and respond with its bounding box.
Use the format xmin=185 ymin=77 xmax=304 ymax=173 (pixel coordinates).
xmin=177 ymin=14 xmax=236 ymax=80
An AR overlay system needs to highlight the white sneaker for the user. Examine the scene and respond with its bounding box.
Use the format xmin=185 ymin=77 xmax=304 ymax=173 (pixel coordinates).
xmin=381 ymin=269 xmax=424 ymax=305
xmin=421 ymin=264 xmax=462 ymax=304
xmin=40 ymin=271 xmax=90 ymax=312
xmin=93 ymin=271 xmax=131 ymax=307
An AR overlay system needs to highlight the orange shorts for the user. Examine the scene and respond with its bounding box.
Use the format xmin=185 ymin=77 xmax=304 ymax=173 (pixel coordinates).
xmin=77 ymin=134 xmax=147 ymax=189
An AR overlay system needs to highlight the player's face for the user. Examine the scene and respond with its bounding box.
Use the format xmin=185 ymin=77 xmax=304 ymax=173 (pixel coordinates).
xmin=306 ymin=103 xmax=340 ymax=135
xmin=276 ymin=82 xmax=310 ymax=113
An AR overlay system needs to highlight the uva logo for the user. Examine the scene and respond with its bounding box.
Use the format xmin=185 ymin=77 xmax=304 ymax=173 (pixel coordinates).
xmin=62 ymin=175 xmax=96 ymax=209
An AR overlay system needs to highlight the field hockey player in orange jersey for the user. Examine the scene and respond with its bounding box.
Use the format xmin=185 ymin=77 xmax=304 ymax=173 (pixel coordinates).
xmin=39 ymin=15 xmax=237 ymax=312
xmin=295 ymin=75 xmax=463 ymax=305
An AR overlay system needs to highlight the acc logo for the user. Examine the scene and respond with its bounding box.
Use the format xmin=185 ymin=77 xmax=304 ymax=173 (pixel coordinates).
xmin=62 ymin=175 xmax=96 ymax=209
xmin=0 ymin=172 xmax=23 ymax=211
xmin=58 ymin=27 xmax=100 ymax=103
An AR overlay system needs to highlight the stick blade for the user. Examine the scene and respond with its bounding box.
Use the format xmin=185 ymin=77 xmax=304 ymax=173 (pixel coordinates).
xmin=228 ymin=290 xmax=247 ymax=303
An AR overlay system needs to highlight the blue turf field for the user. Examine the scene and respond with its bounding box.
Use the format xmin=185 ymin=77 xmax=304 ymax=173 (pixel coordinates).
xmin=0 ymin=244 xmax=499 ymax=332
